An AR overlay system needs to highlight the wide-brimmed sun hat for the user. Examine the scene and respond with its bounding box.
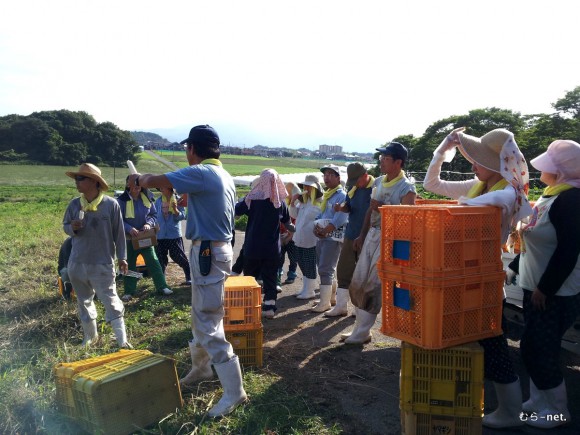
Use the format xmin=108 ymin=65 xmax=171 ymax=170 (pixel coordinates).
xmin=457 ymin=128 xmax=513 ymax=173
xmin=298 ymin=174 xmax=324 ymax=198
xmin=65 ymin=163 xmax=109 ymax=191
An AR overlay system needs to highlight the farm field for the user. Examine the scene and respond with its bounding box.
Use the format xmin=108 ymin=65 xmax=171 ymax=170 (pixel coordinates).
xmin=1 ymin=161 xmax=579 ymax=435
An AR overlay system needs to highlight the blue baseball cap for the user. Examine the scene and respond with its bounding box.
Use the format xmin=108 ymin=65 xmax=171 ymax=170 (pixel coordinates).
xmin=376 ymin=142 xmax=408 ymax=162
xmin=180 ymin=124 xmax=220 ymax=147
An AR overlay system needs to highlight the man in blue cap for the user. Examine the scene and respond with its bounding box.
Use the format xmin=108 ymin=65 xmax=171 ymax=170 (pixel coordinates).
xmin=127 ymin=124 xmax=247 ymax=418
xmin=342 ymin=142 xmax=416 ymax=344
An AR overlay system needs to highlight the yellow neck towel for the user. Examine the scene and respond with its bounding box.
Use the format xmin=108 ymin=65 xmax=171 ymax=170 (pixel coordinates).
xmin=201 ymin=158 xmax=222 ymax=166
xmin=348 ymin=175 xmax=375 ymax=198
xmin=162 ymin=194 xmax=178 ymax=215
xmin=466 ymin=179 xmax=508 ymax=199
xmin=80 ymin=192 xmax=104 ymax=212
xmin=543 ymin=183 xmax=573 ymax=197
xmin=382 ymin=171 xmax=404 ymax=188
xmin=321 ymin=185 xmax=341 ymax=212
xmin=125 ymin=193 xmax=151 ymax=218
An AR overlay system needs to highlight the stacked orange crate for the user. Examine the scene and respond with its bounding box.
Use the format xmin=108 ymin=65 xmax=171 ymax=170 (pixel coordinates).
xmin=379 ymin=204 xmax=504 ymax=348
xmin=378 ymin=204 xmax=506 ymax=432
xmin=223 ymin=275 xmax=263 ymax=367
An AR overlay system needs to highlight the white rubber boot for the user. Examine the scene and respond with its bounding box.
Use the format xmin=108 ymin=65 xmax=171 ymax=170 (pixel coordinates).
xmin=324 ymin=287 xmax=349 ymax=317
xmin=522 ymin=379 xmax=547 ymax=413
xmin=330 ymin=279 xmax=337 ymax=306
xmin=296 ymin=277 xmax=317 ymax=299
xmin=344 ymin=309 xmax=375 ymax=344
xmin=340 ymin=307 xmax=360 ymax=341
xmin=482 ymin=378 xmax=524 ymax=428
xmin=311 ymin=284 xmax=332 ymax=312
xmin=180 ymin=340 xmax=214 ymax=388
xmin=81 ymin=319 xmax=98 ymax=346
xmin=208 ymin=356 xmax=248 ymax=418
xmin=111 ymin=317 xmax=132 ymax=348
xmin=526 ymin=380 xmax=571 ymax=429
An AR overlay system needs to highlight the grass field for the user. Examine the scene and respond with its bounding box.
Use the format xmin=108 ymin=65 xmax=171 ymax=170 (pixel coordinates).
xmin=156 ymin=150 xmax=330 ymax=175
xmin=0 ymin=160 xmax=340 ymax=434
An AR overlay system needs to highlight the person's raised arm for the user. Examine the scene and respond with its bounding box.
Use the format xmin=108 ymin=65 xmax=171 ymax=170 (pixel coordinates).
xmin=127 ymin=173 xmax=173 ymax=190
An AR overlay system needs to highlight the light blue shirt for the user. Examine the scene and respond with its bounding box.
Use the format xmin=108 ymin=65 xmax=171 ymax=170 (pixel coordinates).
xmin=154 ymin=196 xmax=186 ymax=239
xmin=166 ymin=163 xmax=236 ymax=242
xmin=317 ymin=187 xmax=348 ymax=229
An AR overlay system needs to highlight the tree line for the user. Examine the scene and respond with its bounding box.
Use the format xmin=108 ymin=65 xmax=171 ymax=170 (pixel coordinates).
xmin=0 ymin=110 xmax=138 ymax=166
xmin=398 ymin=86 xmax=580 ymax=174
xmin=0 ymin=87 xmax=578 ymax=170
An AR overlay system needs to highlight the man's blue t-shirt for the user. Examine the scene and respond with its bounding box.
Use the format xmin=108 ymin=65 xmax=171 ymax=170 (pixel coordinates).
xmin=166 ymin=164 xmax=236 ymax=242
xmin=344 ymin=186 xmax=372 ymax=240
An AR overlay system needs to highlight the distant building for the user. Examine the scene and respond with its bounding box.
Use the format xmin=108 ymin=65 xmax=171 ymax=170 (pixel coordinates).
xmin=319 ymin=144 xmax=342 ymax=154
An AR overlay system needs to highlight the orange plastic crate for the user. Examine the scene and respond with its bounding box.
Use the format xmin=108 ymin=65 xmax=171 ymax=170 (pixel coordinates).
xmin=54 ymin=350 xmax=151 ymax=419
xmin=401 ymin=409 xmax=482 ymax=435
xmin=226 ymin=327 xmax=263 ymax=367
xmin=380 ymin=271 xmax=504 ymax=349
xmin=400 ymin=342 xmax=484 ymax=417
xmin=380 ymin=205 xmax=503 ymax=277
xmin=224 ymin=276 xmax=262 ymax=331
xmin=415 ymin=198 xmax=458 ymax=205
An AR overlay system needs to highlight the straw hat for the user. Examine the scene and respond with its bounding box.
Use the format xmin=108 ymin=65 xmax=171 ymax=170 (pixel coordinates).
xmin=298 ymin=174 xmax=324 ymax=198
xmin=457 ymin=129 xmax=513 ymax=173
xmin=65 ymin=163 xmax=109 ymax=191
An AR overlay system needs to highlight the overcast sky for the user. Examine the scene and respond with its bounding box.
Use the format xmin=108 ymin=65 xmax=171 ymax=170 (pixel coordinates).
xmin=1 ymin=1 xmax=578 ymax=152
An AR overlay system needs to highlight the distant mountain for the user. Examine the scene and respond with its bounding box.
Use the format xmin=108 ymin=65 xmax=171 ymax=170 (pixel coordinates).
xmin=131 ymin=131 xmax=174 ymax=146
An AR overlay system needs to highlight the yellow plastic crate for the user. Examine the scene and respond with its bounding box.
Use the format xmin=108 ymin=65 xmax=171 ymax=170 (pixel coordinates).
xmin=380 ymin=205 xmax=503 ymax=277
xmin=71 ymin=352 xmax=182 ymax=435
xmin=224 ymin=275 xmax=262 ymax=331
xmin=381 ymin=271 xmax=504 ymax=349
xmin=400 ymin=342 xmax=484 ymax=417
xmin=226 ymin=327 xmax=263 ymax=367
xmin=401 ymin=409 xmax=482 ymax=435
xmin=54 ymin=350 xmax=151 ymax=419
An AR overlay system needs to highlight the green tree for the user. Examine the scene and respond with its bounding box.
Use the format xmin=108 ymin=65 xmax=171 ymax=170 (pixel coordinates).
xmin=553 ymin=86 xmax=580 ymax=119
xmin=409 ymin=108 xmax=525 ymax=175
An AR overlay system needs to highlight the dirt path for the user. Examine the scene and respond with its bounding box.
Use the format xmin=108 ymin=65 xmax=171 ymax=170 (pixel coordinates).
xmin=226 ymin=232 xmax=580 ymax=435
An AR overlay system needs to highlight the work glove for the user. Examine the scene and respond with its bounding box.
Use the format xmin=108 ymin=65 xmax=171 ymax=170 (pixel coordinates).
xmin=434 ymin=127 xmax=465 ymax=162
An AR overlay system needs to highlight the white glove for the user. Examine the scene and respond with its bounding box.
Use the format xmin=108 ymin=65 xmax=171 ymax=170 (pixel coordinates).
xmin=505 ymin=268 xmax=517 ymax=285
xmin=434 ymin=127 xmax=465 ymax=162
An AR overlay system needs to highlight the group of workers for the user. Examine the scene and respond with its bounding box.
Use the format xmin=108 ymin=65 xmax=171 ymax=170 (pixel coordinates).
xmin=60 ymin=123 xmax=580 ymax=429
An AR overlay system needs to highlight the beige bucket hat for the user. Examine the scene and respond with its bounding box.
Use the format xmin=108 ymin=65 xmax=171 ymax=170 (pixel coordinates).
xmin=298 ymin=174 xmax=324 ymax=198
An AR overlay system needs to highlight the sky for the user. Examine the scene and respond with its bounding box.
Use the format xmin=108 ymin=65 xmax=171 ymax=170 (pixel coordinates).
xmin=1 ymin=1 xmax=578 ymax=152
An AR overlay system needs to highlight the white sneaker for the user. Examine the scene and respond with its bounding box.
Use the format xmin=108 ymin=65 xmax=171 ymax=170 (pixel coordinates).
xmin=159 ymin=288 xmax=173 ymax=295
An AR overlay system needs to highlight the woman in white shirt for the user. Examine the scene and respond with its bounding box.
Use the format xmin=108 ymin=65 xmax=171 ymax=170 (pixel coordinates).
xmin=424 ymin=127 xmax=533 ymax=429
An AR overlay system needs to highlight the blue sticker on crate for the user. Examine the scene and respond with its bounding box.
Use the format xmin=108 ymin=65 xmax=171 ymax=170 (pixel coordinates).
xmin=393 ymin=240 xmax=410 ymax=261
xmin=394 ymin=284 xmax=411 ymax=310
